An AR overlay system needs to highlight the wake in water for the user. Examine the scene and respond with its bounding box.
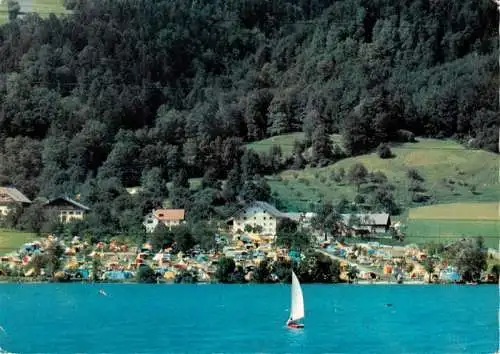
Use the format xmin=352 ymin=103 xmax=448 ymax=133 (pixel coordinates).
xmin=0 ymin=326 xmax=14 ymax=353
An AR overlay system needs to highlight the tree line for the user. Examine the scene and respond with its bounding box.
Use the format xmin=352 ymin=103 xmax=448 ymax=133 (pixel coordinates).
xmin=0 ymin=0 xmax=498 ymax=236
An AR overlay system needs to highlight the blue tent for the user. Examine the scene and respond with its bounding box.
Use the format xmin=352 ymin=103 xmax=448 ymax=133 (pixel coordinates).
xmin=105 ymin=271 xmax=133 ymax=280
xmin=288 ymin=250 xmax=301 ymax=262
xmin=440 ymin=268 xmax=461 ymax=282
xmin=196 ymin=254 xmax=208 ymax=263
xmin=77 ymin=269 xmax=89 ymax=279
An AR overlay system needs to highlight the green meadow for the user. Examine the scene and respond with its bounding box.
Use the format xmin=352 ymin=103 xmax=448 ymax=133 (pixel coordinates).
xmin=0 ymin=229 xmax=38 ymax=256
xmin=250 ymin=138 xmax=499 ymax=214
xmin=403 ymin=219 xmax=499 ymax=248
xmin=0 ymin=0 xmax=69 ymax=25
xmin=401 ymin=202 xmax=499 ymax=248
xmin=0 ymin=1 xmax=8 ymax=24
xmin=30 ymin=0 xmax=68 ymax=16
xmin=408 ymin=202 xmax=499 ymax=220
xmin=246 ymin=132 xmax=343 ymax=158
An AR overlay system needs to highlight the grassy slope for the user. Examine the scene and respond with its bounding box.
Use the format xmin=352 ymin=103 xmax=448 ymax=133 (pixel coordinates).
xmin=0 ymin=229 xmax=38 ymax=256
xmin=0 ymin=0 xmax=68 ymax=24
xmin=30 ymin=0 xmax=66 ymax=14
xmin=0 ymin=1 xmax=7 ymax=24
xmin=260 ymin=137 xmax=498 ymax=211
xmin=247 ymin=136 xmax=499 ymax=246
xmin=246 ymin=133 xmax=343 ymax=158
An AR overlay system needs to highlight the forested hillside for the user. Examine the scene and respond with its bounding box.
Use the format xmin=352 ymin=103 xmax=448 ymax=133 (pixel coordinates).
xmin=0 ymin=0 xmax=498 ymax=238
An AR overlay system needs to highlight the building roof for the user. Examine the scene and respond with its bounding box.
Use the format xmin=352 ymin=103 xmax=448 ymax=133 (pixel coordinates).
xmin=255 ymin=201 xmax=290 ymax=218
xmin=284 ymin=212 xmax=317 ymax=221
xmin=154 ymin=209 xmax=185 ymax=221
xmin=284 ymin=212 xmax=302 ymax=221
xmin=0 ymin=186 xmax=32 ymax=204
xmin=43 ymin=197 xmax=91 ymax=211
xmin=341 ymin=213 xmax=390 ymax=226
xmin=228 ymin=201 xmax=289 ymax=221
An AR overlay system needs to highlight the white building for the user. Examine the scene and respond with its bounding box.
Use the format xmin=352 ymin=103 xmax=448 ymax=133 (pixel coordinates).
xmin=143 ymin=209 xmax=185 ymax=233
xmin=0 ymin=186 xmax=32 ymax=216
xmin=227 ymin=201 xmax=290 ymax=237
xmin=143 ymin=213 xmax=159 ymax=233
xmin=43 ymin=197 xmax=90 ymax=223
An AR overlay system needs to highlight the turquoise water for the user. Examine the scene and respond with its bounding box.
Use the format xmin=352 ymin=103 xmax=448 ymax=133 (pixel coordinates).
xmin=0 ymin=284 xmax=498 ymax=353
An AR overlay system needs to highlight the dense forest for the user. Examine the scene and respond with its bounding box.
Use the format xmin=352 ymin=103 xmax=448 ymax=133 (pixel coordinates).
xmin=0 ymin=0 xmax=498 ymax=238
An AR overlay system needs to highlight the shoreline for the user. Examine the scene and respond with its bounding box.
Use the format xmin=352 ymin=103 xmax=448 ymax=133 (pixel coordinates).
xmin=0 ymin=278 xmax=495 ymax=285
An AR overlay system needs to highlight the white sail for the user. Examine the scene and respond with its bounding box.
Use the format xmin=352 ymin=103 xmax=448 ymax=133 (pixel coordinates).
xmin=290 ymin=270 xmax=304 ymax=321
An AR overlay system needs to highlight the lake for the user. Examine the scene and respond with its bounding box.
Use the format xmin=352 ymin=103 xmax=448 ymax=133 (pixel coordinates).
xmin=0 ymin=283 xmax=498 ymax=353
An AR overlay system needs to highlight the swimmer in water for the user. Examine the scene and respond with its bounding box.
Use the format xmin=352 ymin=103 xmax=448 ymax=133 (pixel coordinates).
xmin=0 ymin=326 xmax=6 ymax=334
xmin=98 ymin=289 xmax=107 ymax=296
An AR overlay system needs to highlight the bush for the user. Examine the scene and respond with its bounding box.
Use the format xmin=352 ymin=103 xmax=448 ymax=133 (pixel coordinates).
xmin=396 ymin=129 xmax=416 ymax=142
xmin=215 ymin=256 xmax=235 ymax=283
xmin=354 ymin=194 xmax=365 ymax=204
xmin=63 ymin=0 xmax=78 ymax=10
xmin=370 ymin=171 xmax=388 ymax=184
xmin=407 ymin=168 xmax=425 ymax=182
xmin=174 ymin=270 xmax=198 ymax=283
xmin=271 ymin=259 xmax=293 ymax=283
xmin=7 ymin=0 xmax=20 ymax=21
xmin=136 ymin=265 xmax=157 ymax=283
xmin=299 ymin=178 xmax=310 ymax=185
xmin=377 ymin=143 xmax=393 ymax=159
xmin=337 ymin=167 xmax=345 ymax=180
xmin=412 ymin=192 xmax=431 ymax=203
xmin=251 ymin=260 xmax=271 ymax=283
xmin=408 ymin=180 xmax=426 ymax=193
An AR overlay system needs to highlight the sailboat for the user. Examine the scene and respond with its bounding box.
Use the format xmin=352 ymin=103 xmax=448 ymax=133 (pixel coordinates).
xmin=286 ymin=270 xmax=304 ymax=329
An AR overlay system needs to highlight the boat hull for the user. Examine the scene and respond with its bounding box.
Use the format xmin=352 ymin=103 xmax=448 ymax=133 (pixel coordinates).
xmin=287 ymin=323 xmax=304 ymax=329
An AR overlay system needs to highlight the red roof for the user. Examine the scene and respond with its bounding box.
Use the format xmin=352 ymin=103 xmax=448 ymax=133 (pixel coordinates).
xmin=154 ymin=209 xmax=185 ymax=222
